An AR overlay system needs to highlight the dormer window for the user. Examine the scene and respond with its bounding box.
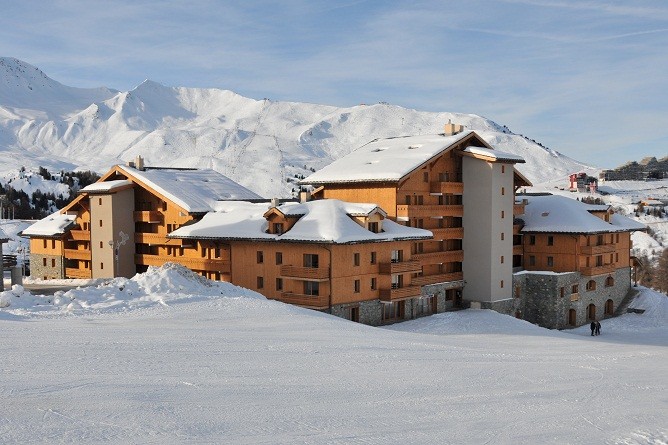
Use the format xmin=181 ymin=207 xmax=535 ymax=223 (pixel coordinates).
xmin=273 ymin=223 xmax=284 ymax=235
xmin=369 ymin=221 xmax=380 ymax=233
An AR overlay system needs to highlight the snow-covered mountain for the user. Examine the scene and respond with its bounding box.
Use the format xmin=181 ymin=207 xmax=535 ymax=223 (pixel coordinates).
xmin=0 ymin=57 xmax=594 ymax=198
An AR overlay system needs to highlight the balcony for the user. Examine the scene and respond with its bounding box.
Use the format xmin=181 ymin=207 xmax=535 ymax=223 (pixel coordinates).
xmin=429 ymin=181 xmax=464 ymax=195
xmin=280 ymin=265 xmax=330 ymax=281
xmin=133 ymin=211 xmax=162 ymax=223
xmin=412 ymin=250 xmax=464 ymax=265
xmin=570 ymin=293 xmax=580 ymax=302
xmin=65 ymin=267 xmax=92 ymax=279
xmin=396 ymin=205 xmax=463 ymax=219
xmin=134 ymin=254 xmax=230 ymax=273
xmin=581 ymin=244 xmax=616 ymax=255
xmin=429 ymin=227 xmax=464 ymax=240
xmin=64 ymin=249 xmax=91 ymax=261
xmin=134 ymin=232 xmax=182 ymax=245
xmin=276 ymin=292 xmax=329 ymax=309
xmin=580 ymin=263 xmax=616 ymax=276
xmin=379 ymin=285 xmax=421 ymax=301
xmin=69 ymin=230 xmax=90 ymax=241
xmin=379 ymin=260 xmax=421 ymax=274
xmin=411 ymin=272 xmax=463 ymax=286
xmin=513 ymin=202 xmax=526 ymax=216
xmin=513 ymin=245 xmax=523 ymax=255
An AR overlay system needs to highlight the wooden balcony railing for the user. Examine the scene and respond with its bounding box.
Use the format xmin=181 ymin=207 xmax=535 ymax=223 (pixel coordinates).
xmin=581 ymin=244 xmax=616 ymax=255
xmin=429 ymin=181 xmax=464 ymax=195
xmin=65 ymin=267 xmax=92 ymax=279
xmin=134 ymin=232 xmax=183 ymax=245
xmin=429 ymin=227 xmax=464 ymax=240
xmin=276 ymin=292 xmax=329 ymax=309
xmin=68 ymin=230 xmax=90 ymax=241
xmin=580 ymin=263 xmax=616 ymax=276
xmin=412 ymin=250 xmax=464 ymax=265
xmin=379 ymin=285 xmax=421 ymax=301
xmin=280 ymin=265 xmax=330 ymax=281
xmin=134 ymin=254 xmax=230 ymax=273
xmin=396 ymin=205 xmax=463 ymax=219
xmin=379 ymin=260 xmax=421 ymax=274
xmin=410 ymin=272 xmax=463 ymax=287
xmin=133 ymin=211 xmax=162 ymax=223
xmin=513 ymin=245 xmax=523 ymax=255
xmin=513 ymin=202 xmax=526 ymax=216
xmin=64 ymin=249 xmax=91 ymax=260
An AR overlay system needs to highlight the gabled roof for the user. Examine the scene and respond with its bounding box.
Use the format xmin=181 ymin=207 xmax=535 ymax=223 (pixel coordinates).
xmin=0 ymin=227 xmax=9 ymax=242
xmin=301 ymin=131 xmax=497 ymax=184
xmin=81 ymin=179 xmax=133 ymax=194
xmin=520 ymin=195 xmax=646 ymax=234
xmin=111 ymin=165 xmax=263 ymax=213
xmin=21 ymin=212 xmax=77 ymax=237
xmin=461 ymin=146 xmax=525 ymax=163
xmin=170 ymin=199 xmax=431 ymax=244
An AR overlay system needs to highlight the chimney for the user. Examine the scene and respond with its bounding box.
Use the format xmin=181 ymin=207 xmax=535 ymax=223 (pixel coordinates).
xmin=444 ymin=119 xmax=464 ymax=136
xmin=270 ymin=197 xmax=280 ymax=208
xmin=135 ymin=155 xmax=145 ymax=171
xmin=299 ymin=190 xmax=311 ymax=203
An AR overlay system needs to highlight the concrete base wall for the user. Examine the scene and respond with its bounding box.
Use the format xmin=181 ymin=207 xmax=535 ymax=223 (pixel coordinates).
xmin=30 ymin=254 xmax=65 ymax=280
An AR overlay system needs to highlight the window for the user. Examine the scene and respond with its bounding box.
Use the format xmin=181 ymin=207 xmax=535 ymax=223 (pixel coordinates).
xmin=353 ymin=253 xmax=360 ymax=266
xmin=370 ymin=252 xmax=377 ymax=265
xmin=405 ymin=195 xmax=411 ymax=205
xmin=276 ymin=278 xmax=283 ymax=291
xmin=586 ymin=280 xmax=596 ymax=291
xmin=98 ymin=198 xmax=102 ymax=205
xmin=500 ymin=280 xmax=504 ymax=288
xmin=304 ymin=254 xmax=319 ymax=268
xmin=51 ymin=240 xmax=56 ymax=249
xmin=605 ymin=276 xmax=614 ymax=287
xmin=273 ymin=223 xmax=284 ymax=235
xmin=529 ymin=255 xmax=536 ymax=266
xmin=500 ymin=256 xmax=504 ymax=264
xmin=616 ymin=233 xmax=620 ymax=243
xmin=501 ymin=187 xmax=505 ymax=196
xmin=587 ymin=303 xmax=596 ymax=321
xmin=560 ymin=287 xmax=565 ymax=298
xmin=391 ymin=250 xmax=403 ymax=263
xmin=382 ymin=301 xmax=405 ymax=323
xmin=605 ymin=299 xmax=614 ymax=315
xmin=99 ymin=220 xmax=103 ymax=227
xmin=42 ymin=258 xmax=47 ymax=266
xmin=596 ymin=255 xmax=603 ymax=267
xmin=501 ymin=232 xmax=504 ymax=241
xmin=100 ymin=241 xmax=103 ymax=248
xmin=501 ymin=210 xmax=505 ymax=219
xmin=51 ymin=259 xmax=56 ymax=267
xmin=275 ymin=252 xmax=283 ymax=265
xmin=214 ymin=247 xmax=221 ymax=259
xmin=572 ymin=284 xmax=579 ymax=294
xmin=391 ymin=274 xmax=403 ymax=289
xmin=423 ymin=172 xmax=429 ymax=183
xmin=529 ymin=235 xmax=536 ymax=245
xmin=501 ymin=165 xmax=506 ymax=174
xmin=547 ymin=256 xmax=554 ymax=267
xmin=547 ymin=236 xmax=554 ymax=246
xmin=304 ymin=281 xmax=319 ymax=296
xmin=100 ymin=262 xmax=104 ymax=270
xmin=257 ymin=251 xmax=264 ymax=264
xmin=369 ymin=222 xmax=379 ymax=233
xmin=416 ymin=219 xmax=424 ymax=229
xmin=43 ymin=239 xmax=47 ymax=248
xmin=370 ymin=277 xmax=377 ymax=290
xmin=257 ymin=276 xmax=264 ymax=289
xmin=354 ymin=279 xmax=361 ymax=293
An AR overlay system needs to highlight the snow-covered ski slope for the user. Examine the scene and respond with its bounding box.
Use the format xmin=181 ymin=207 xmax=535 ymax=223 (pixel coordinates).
xmin=0 ymin=264 xmax=666 ymax=444
xmin=0 ymin=57 xmax=594 ymax=198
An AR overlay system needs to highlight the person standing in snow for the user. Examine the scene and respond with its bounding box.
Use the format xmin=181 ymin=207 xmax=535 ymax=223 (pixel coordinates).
xmin=590 ymin=321 xmax=596 ymax=336
xmin=595 ymin=321 xmax=601 ymax=336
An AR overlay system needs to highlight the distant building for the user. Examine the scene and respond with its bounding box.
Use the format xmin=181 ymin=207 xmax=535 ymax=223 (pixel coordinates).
xmin=600 ymin=156 xmax=668 ymax=181
xmin=569 ymin=172 xmax=598 ymax=193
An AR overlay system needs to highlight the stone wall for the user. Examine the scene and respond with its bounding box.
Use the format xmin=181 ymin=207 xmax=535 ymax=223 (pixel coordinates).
xmin=30 ymin=253 xmax=65 ymax=280
xmin=331 ymin=299 xmax=383 ymax=326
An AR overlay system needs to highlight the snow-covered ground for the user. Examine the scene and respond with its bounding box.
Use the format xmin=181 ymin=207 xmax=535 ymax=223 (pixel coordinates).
xmin=0 ymin=264 xmax=666 ymax=444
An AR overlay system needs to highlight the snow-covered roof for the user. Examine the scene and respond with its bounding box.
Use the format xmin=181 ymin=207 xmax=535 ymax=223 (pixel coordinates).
xmin=21 ymin=212 xmax=77 ymax=237
xmin=81 ymin=179 xmax=132 ymax=193
xmin=170 ymin=199 xmax=432 ymax=244
xmin=302 ymin=132 xmax=480 ymax=184
xmin=462 ymin=146 xmax=525 ymax=162
xmin=116 ymin=165 xmax=262 ymax=213
xmin=0 ymin=227 xmax=8 ymax=242
xmin=520 ymin=195 xmax=646 ymax=234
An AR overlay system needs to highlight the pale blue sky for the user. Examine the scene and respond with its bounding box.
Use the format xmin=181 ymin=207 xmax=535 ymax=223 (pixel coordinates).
xmin=1 ymin=0 xmax=666 ymax=168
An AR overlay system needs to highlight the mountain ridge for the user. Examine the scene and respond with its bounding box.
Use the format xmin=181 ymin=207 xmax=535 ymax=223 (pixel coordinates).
xmin=0 ymin=57 xmax=595 ymax=198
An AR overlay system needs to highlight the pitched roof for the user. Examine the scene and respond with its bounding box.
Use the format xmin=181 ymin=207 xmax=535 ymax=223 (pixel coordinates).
xmin=301 ymin=132 xmax=478 ymax=184
xmin=81 ymin=179 xmax=133 ymax=193
xmin=170 ymin=199 xmax=432 ymax=244
xmin=520 ymin=195 xmax=646 ymax=234
xmin=21 ymin=212 xmax=77 ymax=237
xmin=115 ymin=165 xmax=263 ymax=213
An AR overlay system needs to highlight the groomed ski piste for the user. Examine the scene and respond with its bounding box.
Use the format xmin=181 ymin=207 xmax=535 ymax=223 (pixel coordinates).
xmin=1 ymin=263 xmax=666 ymax=444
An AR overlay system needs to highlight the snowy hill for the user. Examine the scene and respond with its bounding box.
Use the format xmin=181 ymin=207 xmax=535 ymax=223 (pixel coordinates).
xmin=0 ymin=264 xmax=666 ymax=443
xmin=0 ymin=57 xmax=594 ymax=198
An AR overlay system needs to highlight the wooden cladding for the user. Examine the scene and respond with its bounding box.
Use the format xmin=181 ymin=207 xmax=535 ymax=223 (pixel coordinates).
xmin=513 ymin=202 xmax=526 ymax=216
xmin=63 ymin=249 xmax=91 ymax=261
xmin=134 ymin=232 xmax=181 ymax=245
xmin=379 ymin=260 xmax=421 ymax=274
xmin=411 ymin=272 xmax=463 ymax=286
xmin=68 ymin=230 xmax=90 ymax=241
xmin=277 ymin=292 xmax=329 ymax=309
xmin=396 ymin=205 xmax=463 ymax=219
xmin=580 ymin=263 xmax=616 ymax=276
xmin=65 ymin=267 xmax=92 ymax=279
xmin=379 ymin=285 xmax=421 ymax=301
xmin=135 ymin=254 xmax=230 ymax=273
xmin=279 ymin=265 xmax=330 ymax=281
xmin=429 ymin=227 xmax=464 ymax=240
xmin=429 ymin=181 xmax=464 ymax=195
xmin=411 ymin=250 xmax=464 ymax=264
xmin=581 ymin=244 xmax=616 ymax=255
xmin=133 ymin=211 xmax=162 ymax=223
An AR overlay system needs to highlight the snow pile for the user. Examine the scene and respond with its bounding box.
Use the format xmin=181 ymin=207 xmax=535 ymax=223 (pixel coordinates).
xmin=0 ymin=263 xmax=264 ymax=315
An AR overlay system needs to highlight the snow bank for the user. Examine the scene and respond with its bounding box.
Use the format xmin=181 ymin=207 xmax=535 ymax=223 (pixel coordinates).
xmin=0 ymin=263 xmax=264 ymax=316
